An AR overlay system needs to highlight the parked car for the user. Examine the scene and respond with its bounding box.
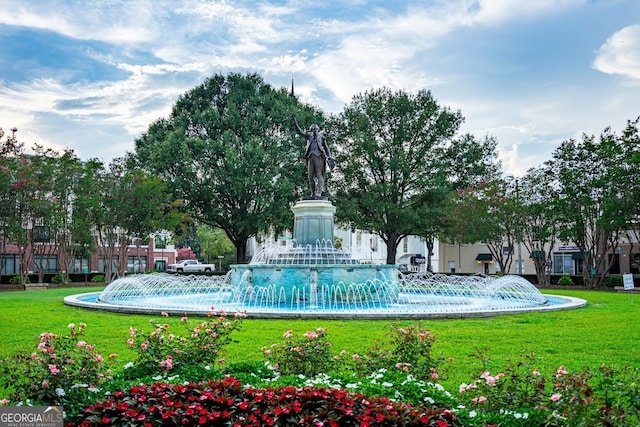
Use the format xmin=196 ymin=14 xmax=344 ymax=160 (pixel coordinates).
xmin=166 ymin=260 xmax=215 ymax=273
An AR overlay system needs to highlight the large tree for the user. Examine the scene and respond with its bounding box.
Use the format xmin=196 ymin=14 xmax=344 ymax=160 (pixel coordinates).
xmin=329 ymin=87 xmax=499 ymax=264
xmin=132 ymin=73 xmax=314 ymax=262
xmin=91 ymin=158 xmax=178 ymax=282
xmin=547 ymin=118 xmax=640 ymax=287
xmin=517 ymin=167 xmax=560 ymax=285
xmin=444 ymin=179 xmax=518 ymax=273
xmin=0 ymin=127 xmax=23 ymax=281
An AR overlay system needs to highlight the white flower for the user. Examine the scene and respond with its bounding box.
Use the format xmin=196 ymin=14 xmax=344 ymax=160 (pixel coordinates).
xmin=382 ymin=382 xmax=393 ymax=387
xmin=55 ymin=388 xmax=66 ymax=397
xmin=469 ymin=410 xmax=477 ymax=418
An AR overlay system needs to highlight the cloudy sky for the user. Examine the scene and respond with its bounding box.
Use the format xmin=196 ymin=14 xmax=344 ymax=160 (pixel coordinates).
xmin=1 ymin=0 xmax=638 ymax=176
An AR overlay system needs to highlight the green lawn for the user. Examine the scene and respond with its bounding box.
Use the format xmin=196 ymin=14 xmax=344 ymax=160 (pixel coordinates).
xmin=1 ymin=286 xmax=638 ymax=390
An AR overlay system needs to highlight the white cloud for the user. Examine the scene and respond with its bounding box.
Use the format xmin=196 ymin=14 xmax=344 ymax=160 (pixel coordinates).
xmin=463 ymin=0 xmax=584 ymax=25
xmin=0 ymin=0 xmax=158 ymax=44
xmin=593 ymin=25 xmax=640 ymax=80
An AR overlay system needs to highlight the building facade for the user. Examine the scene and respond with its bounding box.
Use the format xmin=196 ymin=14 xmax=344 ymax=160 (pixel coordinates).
xmin=0 ymin=234 xmax=176 ymax=277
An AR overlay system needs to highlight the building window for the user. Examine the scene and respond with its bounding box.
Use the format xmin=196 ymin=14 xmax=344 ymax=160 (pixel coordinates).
xmin=34 ymin=255 xmax=57 ymax=273
xmin=356 ymin=233 xmax=362 ymax=248
xmin=72 ymin=257 xmax=90 ymax=273
xmin=99 ymin=257 xmax=119 ymax=274
xmin=370 ymin=237 xmax=378 ymax=251
xmin=154 ymin=235 xmax=167 ymax=249
xmin=553 ymin=253 xmax=581 ymax=275
xmin=402 ymin=238 xmax=408 ymax=253
xmin=448 ymin=260 xmax=456 ymax=273
xmin=127 ymin=256 xmax=147 ymax=273
xmin=1 ymin=254 xmax=20 ymax=275
xmin=33 ymin=226 xmax=52 ymax=243
xmin=155 ymin=259 xmax=167 ymax=272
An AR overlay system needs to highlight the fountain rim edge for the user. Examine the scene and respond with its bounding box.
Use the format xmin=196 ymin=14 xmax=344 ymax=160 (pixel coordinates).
xmin=63 ymin=292 xmax=587 ymax=320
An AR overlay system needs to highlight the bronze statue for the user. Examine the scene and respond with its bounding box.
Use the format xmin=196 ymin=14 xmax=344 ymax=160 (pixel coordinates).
xmin=291 ymin=115 xmax=335 ymax=198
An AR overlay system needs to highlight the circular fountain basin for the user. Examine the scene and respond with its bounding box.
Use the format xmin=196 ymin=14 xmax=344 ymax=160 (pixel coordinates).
xmin=64 ymin=273 xmax=586 ymax=319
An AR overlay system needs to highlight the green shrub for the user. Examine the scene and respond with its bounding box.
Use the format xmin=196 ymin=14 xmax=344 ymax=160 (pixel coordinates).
xmin=9 ymin=275 xmax=30 ymax=285
xmin=352 ymin=324 xmax=440 ymax=382
xmin=602 ymin=275 xmax=623 ymax=288
xmin=125 ymin=311 xmax=245 ymax=378
xmin=51 ymin=273 xmax=67 ymax=284
xmin=557 ymin=274 xmax=574 ymax=286
xmin=90 ymin=275 xmax=105 ymax=283
xmin=262 ymin=327 xmax=339 ymax=377
xmin=0 ymin=323 xmax=115 ymax=418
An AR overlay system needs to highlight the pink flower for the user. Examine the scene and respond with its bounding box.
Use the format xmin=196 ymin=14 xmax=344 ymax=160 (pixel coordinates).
xmin=161 ymin=312 xmax=169 ymax=317
xmin=141 ymin=341 xmax=149 ymax=351
xmin=41 ymin=380 xmax=49 ymax=389
xmin=160 ymin=356 xmax=173 ymax=371
xmin=127 ymin=339 xmax=134 ymax=347
xmin=77 ymin=341 xmax=87 ymax=347
xmin=472 ymin=396 xmax=487 ymax=404
xmin=551 ymin=393 xmax=562 ymax=402
xmin=68 ymin=323 xmax=75 ymax=329
xmin=283 ymin=330 xmax=293 ymax=338
xmin=556 ymin=366 xmax=568 ymax=378
xmin=48 ymin=364 xmax=60 ymax=375
xmin=532 ymin=369 xmax=541 ymax=376
xmin=431 ymin=371 xmax=439 ymax=380
xmin=303 ymin=331 xmax=318 ymax=340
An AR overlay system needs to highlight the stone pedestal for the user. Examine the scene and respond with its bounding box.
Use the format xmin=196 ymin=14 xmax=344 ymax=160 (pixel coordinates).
xmin=291 ymin=199 xmax=336 ymax=247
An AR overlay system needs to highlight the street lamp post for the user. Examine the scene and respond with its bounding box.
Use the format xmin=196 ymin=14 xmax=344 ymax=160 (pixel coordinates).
xmin=217 ymin=255 xmax=224 ymax=272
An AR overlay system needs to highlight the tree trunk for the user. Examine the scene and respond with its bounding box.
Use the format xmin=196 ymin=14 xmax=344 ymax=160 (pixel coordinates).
xmin=235 ymin=238 xmax=248 ymax=264
xmin=384 ymin=233 xmax=399 ymax=265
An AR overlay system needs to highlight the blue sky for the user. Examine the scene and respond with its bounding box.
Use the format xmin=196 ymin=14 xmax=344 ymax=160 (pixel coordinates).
xmin=1 ymin=0 xmax=638 ymax=176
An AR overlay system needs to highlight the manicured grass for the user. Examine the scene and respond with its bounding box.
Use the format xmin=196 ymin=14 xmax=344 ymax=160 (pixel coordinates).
xmin=0 ymin=286 xmax=638 ymax=390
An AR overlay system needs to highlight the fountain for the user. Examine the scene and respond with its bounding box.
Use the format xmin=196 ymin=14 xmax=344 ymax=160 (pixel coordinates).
xmin=65 ymin=199 xmax=586 ymax=319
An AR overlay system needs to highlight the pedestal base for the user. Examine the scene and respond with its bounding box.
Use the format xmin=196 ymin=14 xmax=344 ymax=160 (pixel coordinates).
xmin=291 ymin=199 xmax=336 ymax=247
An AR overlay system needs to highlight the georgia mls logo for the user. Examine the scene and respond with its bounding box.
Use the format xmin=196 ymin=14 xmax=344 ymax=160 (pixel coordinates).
xmin=0 ymin=406 xmax=63 ymax=427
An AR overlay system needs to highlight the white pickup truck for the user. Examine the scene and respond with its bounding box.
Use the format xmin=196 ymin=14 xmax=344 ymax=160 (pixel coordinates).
xmin=166 ymin=259 xmax=215 ymax=273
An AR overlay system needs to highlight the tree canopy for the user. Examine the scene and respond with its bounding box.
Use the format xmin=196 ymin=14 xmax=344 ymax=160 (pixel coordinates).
xmin=132 ymin=73 xmax=321 ymax=262
xmin=329 ymin=87 xmax=499 ymax=264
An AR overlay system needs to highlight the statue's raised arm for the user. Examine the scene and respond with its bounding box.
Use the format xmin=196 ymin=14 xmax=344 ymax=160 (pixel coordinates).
xmin=291 ymin=115 xmax=306 ymax=137
xmin=290 ymin=115 xmax=332 ymax=199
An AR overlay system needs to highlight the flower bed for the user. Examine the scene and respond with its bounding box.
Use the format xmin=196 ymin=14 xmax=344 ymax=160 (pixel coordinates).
xmin=75 ymin=377 xmax=458 ymax=426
